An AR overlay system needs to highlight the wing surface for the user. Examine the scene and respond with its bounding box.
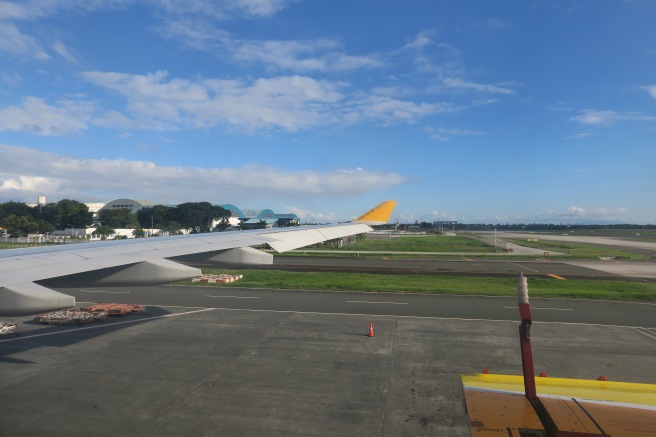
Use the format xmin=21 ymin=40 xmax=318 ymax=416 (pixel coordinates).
xmin=0 ymin=222 xmax=372 ymax=316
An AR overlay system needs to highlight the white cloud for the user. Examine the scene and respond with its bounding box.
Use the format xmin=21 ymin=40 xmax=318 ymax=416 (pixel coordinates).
xmin=459 ymin=17 xmax=508 ymax=31
xmin=486 ymin=18 xmax=507 ymax=30
xmin=399 ymin=31 xmax=517 ymax=99
xmin=402 ymin=31 xmax=436 ymax=51
xmin=427 ymin=126 xmax=484 ymax=141
xmin=0 ymin=1 xmax=33 ymax=20
xmin=0 ymin=175 xmax=57 ymax=193
xmin=565 ymin=132 xmax=593 ymax=140
xmin=0 ymin=0 xmax=292 ymax=65
xmin=0 ymin=21 xmax=50 ymax=60
xmin=52 ymin=39 xmax=81 ymax=65
xmin=154 ymin=0 xmax=291 ymax=19
xmin=421 ymin=210 xmax=456 ymax=222
xmin=0 ymin=1 xmax=133 ymax=20
xmin=0 ymin=0 xmax=134 ymax=61
xmin=231 ymin=0 xmax=293 ymax=18
xmin=1 ymin=70 xmax=23 ymax=86
xmin=570 ymin=110 xmax=656 ymax=126
xmin=442 ymin=77 xmax=515 ymax=95
xmin=0 ymin=97 xmax=94 ymax=135
xmin=284 ymin=206 xmax=339 ymax=224
xmin=0 ymin=145 xmax=406 ymax=204
xmin=643 ymin=85 xmax=656 ymax=100
xmin=231 ymin=38 xmax=383 ymax=72
xmin=433 ymin=126 xmax=484 ymax=135
xmin=431 ymin=134 xmax=449 ymax=142
xmin=232 ymin=39 xmax=336 ymax=72
xmin=159 ymin=19 xmax=383 ymax=74
xmin=82 ymin=70 xmax=445 ymax=131
xmin=570 ymin=110 xmax=617 ymax=126
xmin=344 ymin=95 xmax=451 ymax=125
xmin=535 ymin=206 xmax=655 ymax=224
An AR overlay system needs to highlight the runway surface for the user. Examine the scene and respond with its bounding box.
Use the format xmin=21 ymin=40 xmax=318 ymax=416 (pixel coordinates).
xmin=243 ymin=255 xmax=656 ymax=281
xmin=269 ymin=256 xmax=632 ymax=279
xmin=1 ymin=285 xmax=655 ymax=436
xmin=38 ymin=285 xmax=656 ymax=328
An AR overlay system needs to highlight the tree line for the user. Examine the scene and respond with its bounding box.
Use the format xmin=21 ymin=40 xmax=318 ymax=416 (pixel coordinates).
xmin=0 ymin=200 xmax=231 ymax=237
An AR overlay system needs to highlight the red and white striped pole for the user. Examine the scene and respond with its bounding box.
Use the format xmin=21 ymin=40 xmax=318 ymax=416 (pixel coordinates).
xmin=517 ymin=273 xmax=537 ymax=403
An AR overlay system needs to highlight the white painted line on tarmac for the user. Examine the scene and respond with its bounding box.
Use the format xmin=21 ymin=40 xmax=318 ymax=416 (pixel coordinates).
xmin=503 ymin=306 xmax=574 ymax=311
xmin=80 ymin=290 xmax=131 ymax=294
xmin=507 ymin=262 xmax=540 ymax=273
xmin=195 ymin=307 xmax=651 ymax=329
xmin=347 ymin=301 xmax=408 ymax=305
xmin=0 ymin=308 xmax=218 ymax=343
xmin=206 ymin=295 xmax=260 ymax=299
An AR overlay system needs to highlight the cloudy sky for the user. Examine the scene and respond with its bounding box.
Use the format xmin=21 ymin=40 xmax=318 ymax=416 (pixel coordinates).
xmin=1 ymin=0 xmax=655 ymax=224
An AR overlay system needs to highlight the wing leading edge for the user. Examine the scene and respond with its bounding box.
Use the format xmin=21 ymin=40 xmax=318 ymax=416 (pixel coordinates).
xmin=0 ymin=201 xmax=395 ymax=316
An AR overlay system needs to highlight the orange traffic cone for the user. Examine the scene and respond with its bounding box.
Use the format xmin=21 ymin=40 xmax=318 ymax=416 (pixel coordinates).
xmin=367 ymin=322 xmax=375 ymax=337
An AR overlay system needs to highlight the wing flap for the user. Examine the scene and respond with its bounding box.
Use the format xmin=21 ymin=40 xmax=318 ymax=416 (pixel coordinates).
xmin=0 ymin=282 xmax=75 ymax=317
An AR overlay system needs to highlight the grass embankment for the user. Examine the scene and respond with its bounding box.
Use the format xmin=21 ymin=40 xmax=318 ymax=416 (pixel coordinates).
xmin=505 ymin=239 xmax=650 ymax=261
xmin=195 ymin=269 xmax=656 ymax=302
xmin=0 ymin=243 xmax=48 ymax=249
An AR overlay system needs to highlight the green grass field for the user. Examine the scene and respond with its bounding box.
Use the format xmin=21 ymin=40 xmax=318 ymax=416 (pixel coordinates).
xmin=309 ymin=235 xmax=496 ymax=253
xmin=194 ymin=268 xmax=656 ymax=302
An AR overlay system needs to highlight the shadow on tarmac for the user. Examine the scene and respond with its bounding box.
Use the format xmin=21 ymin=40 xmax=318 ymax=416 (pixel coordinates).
xmin=0 ymin=306 xmax=171 ymax=364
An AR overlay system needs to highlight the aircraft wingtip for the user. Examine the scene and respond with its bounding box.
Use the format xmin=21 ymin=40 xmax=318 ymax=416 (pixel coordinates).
xmin=354 ymin=200 xmax=397 ymax=225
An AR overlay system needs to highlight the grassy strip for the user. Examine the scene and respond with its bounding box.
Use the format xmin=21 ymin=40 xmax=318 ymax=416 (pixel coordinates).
xmin=504 ymin=239 xmax=650 ymax=260
xmin=193 ymin=269 xmax=656 ymax=301
xmin=0 ymin=243 xmax=49 ymax=249
xmin=312 ymin=235 xmax=496 ymax=252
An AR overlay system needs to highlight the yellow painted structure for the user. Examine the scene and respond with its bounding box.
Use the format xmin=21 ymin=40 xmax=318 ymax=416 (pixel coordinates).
xmin=354 ymin=200 xmax=397 ymax=225
xmin=462 ymin=373 xmax=656 ymax=436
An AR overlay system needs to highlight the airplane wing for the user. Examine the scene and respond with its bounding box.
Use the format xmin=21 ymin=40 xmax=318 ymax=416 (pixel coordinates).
xmin=0 ymin=201 xmax=396 ymax=316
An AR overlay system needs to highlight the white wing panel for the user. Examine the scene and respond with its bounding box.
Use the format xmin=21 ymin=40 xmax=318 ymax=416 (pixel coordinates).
xmin=0 ymin=252 xmax=85 ymax=273
xmin=0 ymin=223 xmax=371 ymax=288
xmin=317 ymin=223 xmax=372 ymax=241
xmin=265 ymin=229 xmax=327 ymax=253
xmin=264 ymin=223 xmax=371 ymax=252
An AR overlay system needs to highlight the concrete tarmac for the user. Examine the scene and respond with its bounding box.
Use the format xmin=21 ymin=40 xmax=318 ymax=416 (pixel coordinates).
xmin=1 ymin=287 xmax=655 ymax=436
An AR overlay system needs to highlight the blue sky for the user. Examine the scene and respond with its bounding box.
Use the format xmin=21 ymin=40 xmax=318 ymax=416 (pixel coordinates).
xmin=1 ymin=0 xmax=655 ymax=224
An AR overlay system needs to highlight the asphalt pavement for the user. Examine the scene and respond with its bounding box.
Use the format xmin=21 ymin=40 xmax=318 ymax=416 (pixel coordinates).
xmin=268 ymin=256 xmax=632 ymax=279
xmin=47 ymin=285 xmax=656 ymax=328
xmin=1 ymin=285 xmax=654 ymax=436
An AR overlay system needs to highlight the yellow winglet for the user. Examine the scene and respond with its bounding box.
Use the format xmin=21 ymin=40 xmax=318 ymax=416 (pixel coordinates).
xmin=355 ymin=200 xmax=397 ymax=225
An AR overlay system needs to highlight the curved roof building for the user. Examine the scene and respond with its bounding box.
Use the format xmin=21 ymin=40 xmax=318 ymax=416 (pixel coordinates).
xmin=97 ymin=199 xmax=160 ymax=214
